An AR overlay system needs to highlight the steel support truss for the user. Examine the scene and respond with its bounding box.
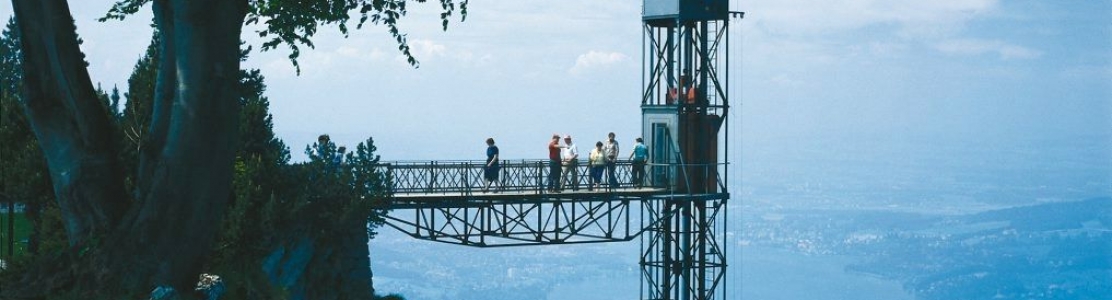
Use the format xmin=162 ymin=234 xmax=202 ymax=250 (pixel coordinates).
xmin=378 ymin=160 xmax=729 ymax=299
xmin=384 ymin=196 xmax=637 ymax=247
xmin=640 ymin=195 xmax=729 ymax=300
xmin=382 ymin=192 xmax=729 ymax=299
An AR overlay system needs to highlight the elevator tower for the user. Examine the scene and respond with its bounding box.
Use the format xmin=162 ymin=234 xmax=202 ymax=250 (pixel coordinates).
xmin=639 ymin=1 xmax=738 ymax=299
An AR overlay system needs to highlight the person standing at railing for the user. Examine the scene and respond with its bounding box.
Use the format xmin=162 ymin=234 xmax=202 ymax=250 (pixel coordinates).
xmin=629 ymin=137 xmax=648 ymax=188
xmin=561 ymin=135 xmax=580 ymax=191
xmin=547 ymin=134 xmax=562 ymax=193
xmin=316 ymin=134 xmax=333 ymax=158
xmin=589 ymin=141 xmax=605 ymax=191
xmin=316 ymin=134 xmax=341 ymax=173
xmin=483 ymin=138 xmax=500 ymax=192
xmin=333 ymin=145 xmax=347 ymax=167
xmin=603 ymin=132 xmax=620 ymax=189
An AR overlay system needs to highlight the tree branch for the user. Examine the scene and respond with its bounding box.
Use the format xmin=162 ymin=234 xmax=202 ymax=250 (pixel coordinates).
xmin=137 ymin=0 xmax=175 ymax=199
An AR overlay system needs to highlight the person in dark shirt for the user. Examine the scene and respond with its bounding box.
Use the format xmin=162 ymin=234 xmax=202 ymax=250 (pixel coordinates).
xmin=483 ymin=138 xmax=500 ymax=192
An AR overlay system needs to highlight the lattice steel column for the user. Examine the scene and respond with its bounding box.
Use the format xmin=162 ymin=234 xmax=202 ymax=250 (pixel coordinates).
xmin=641 ymin=195 xmax=727 ymax=300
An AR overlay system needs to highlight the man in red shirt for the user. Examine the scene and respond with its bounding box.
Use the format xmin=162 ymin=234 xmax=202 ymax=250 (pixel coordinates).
xmin=548 ymin=134 xmax=562 ymax=192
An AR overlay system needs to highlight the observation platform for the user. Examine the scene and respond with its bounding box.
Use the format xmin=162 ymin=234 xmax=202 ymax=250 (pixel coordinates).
xmin=376 ymin=159 xmax=728 ymax=247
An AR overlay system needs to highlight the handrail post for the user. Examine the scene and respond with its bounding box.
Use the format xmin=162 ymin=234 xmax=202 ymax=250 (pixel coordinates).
xmin=536 ymin=160 xmax=542 ymax=195
xmin=386 ymin=163 xmax=395 ymax=196
xmin=427 ymin=161 xmax=436 ymax=194
xmin=498 ymin=161 xmax=505 ymax=193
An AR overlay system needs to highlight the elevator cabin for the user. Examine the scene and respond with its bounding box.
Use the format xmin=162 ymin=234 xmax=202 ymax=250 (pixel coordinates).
xmin=641 ymin=0 xmax=730 ymax=194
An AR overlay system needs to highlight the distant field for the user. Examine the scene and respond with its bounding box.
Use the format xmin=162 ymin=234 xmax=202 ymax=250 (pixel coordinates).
xmin=0 ymin=212 xmax=30 ymax=257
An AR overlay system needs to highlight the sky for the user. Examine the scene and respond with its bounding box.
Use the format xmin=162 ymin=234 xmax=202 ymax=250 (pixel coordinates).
xmin=2 ymin=1 xmax=1109 ymax=298
xmin=0 ymin=1 xmax=1108 ymax=166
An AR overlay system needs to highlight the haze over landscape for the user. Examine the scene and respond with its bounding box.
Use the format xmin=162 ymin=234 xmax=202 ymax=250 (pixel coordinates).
xmin=1 ymin=0 xmax=1108 ymax=299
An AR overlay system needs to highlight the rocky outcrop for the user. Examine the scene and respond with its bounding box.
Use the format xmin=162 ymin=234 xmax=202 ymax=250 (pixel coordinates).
xmin=261 ymin=225 xmax=374 ymax=300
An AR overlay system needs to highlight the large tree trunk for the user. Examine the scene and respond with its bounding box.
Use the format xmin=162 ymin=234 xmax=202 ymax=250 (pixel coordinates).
xmin=12 ymin=0 xmax=128 ymax=248
xmin=11 ymin=0 xmax=249 ymax=295
xmin=108 ymin=0 xmax=248 ymax=290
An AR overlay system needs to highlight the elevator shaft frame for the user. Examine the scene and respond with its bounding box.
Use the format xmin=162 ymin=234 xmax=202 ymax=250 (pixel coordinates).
xmin=639 ymin=7 xmax=740 ymax=300
xmin=641 ymin=195 xmax=728 ymax=300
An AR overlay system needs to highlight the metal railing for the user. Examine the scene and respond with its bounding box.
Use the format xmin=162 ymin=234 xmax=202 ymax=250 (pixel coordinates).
xmin=646 ymin=162 xmax=728 ymax=194
xmin=376 ymin=160 xmax=727 ymax=196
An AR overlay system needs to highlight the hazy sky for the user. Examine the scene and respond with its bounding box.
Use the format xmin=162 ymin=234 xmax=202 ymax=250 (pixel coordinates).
xmin=1 ymin=0 xmax=1109 ymax=165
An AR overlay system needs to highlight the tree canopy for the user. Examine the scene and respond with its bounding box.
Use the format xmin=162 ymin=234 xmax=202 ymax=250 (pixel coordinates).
xmin=101 ymin=0 xmax=469 ymax=71
xmin=3 ymin=0 xmax=469 ymax=297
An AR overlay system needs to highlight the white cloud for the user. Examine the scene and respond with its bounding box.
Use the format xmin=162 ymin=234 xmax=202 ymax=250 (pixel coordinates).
xmin=262 ymin=54 xmax=332 ymax=78
xmin=391 ymin=39 xmax=482 ymax=66
xmin=935 ymin=38 xmax=1041 ymax=60
xmin=569 ymin=50 xmax=629 ymax=75
xmin=410 ymin=39 xmax=447 ymax=58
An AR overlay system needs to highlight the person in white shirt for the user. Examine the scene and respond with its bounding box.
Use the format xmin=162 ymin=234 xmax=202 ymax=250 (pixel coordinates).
xmin=561 ymin=135 xmax=580 ymax=191
xmin=603 ymin=132 xmax=620 ymax=189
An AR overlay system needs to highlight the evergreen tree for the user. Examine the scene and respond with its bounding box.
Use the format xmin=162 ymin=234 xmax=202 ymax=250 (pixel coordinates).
xmin=208 ymin=59 xmax=296 ymax=298
xmin=120 ymin=32 xmax=159 ymax=193
xmin=3 ymin=25 xmax=394 ymax=297
xmin=0 ymin=17 xmax=62 ymax=261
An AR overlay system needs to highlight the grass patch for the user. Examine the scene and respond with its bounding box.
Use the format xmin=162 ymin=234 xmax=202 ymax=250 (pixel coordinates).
xmin=0 ymin=212 xmax=31 ymax=257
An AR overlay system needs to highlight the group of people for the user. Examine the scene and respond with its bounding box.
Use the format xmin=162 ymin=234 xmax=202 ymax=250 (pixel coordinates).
xmin=317 ymin=134 xmax=346 ymax=167
xmin=482 ymin=132 xmax=649 ymax=193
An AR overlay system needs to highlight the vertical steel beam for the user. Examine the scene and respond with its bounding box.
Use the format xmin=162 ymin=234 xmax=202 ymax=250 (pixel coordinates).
xmin=641 ymin=196 xmax=726 ymax=300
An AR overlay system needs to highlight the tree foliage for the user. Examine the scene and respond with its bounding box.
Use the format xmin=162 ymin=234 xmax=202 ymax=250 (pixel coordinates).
xmin=102 ymin=0 xmax=469 ymax=72
xmin=119 ymin=32 xmax=160 ymax=192
xmin=119 ymin=32 xmax=393 ymax=298
xmin=4 ymin=0 xmax=463 ymax=296
xmin=3 ymin=26 xmax=396 ymax=297
xmin=210 ymin=88 xmax=392 ymax=298
xmin=0 ymin=17 xmax=66 ymax=261
xmin=299 ymin=136 xmax=390 ymax=236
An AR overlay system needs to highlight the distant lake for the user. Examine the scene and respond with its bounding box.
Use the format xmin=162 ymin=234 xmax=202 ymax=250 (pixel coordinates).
xmin=370 ymin=135 xmax=1111 ymax=299
xmin=740 ymin=245 xmax=911 ymax=300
